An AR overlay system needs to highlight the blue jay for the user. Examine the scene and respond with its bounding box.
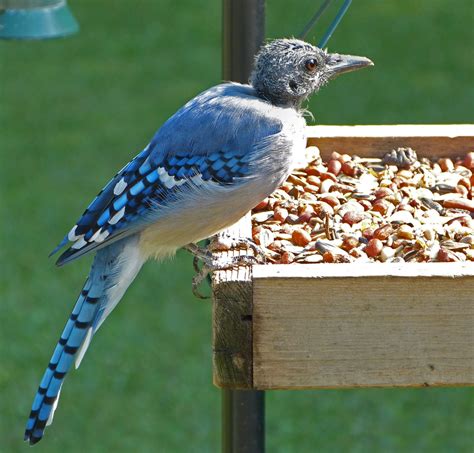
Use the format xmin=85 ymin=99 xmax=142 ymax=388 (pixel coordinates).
xmin=25 ymin=39 xmax=372 ymax=444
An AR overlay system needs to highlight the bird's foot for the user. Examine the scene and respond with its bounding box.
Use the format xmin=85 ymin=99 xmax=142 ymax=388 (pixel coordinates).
xmin=207 ymin=234 xmax=267 ymax=262
xmin=183 ymin=238 xmax=263 ymax=299
xmin=189 ymin=254 xmax=258 ymax=299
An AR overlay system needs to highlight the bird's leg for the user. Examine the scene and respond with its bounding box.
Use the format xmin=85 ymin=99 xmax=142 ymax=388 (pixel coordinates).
xmin=182 ymin=244 xmax=214 ymax=298
xmin=183 ymin=243 xmax=214 ymax=272
xmin=208 ymin=234 xmax=266 ymax=263
xmin=183 ymin=240 xmax=261 ymax=299
xmin=184 ymin=236 xmax=266 ymax=264
xmin=190 ymin=261 xmax=212 ymax=300
xmin=188 ymin=255 xmax=259 ymax=300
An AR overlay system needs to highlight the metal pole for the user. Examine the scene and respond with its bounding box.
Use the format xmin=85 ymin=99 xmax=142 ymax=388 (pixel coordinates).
xmin=221 ymin=1 xmax=266 ymax=452
xmin=222 ymin=0 xmax=265 ymax=83
xmin=222 ymin=389 xmax=265 ymax=453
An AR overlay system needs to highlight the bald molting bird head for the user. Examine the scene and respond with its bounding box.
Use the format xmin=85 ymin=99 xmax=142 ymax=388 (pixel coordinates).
xmin=250 ymin=38 xmax=373 ymax=109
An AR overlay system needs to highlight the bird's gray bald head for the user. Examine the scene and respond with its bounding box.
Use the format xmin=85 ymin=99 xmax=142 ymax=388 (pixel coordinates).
xmin=250 ymin=39 xmax=373 ymax=109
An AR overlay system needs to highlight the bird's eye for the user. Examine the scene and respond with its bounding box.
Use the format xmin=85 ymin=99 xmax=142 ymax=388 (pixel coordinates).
xmin=305 ymin=58 xmax=317 ymax=72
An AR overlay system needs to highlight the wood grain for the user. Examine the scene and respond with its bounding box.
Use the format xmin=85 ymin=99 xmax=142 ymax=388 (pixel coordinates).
xmin=306 ymin=124 xmax=474 ymax=159
xmin=212 ymin=214 xmax=254 ymax=388
xmin=252 ymin=264 xmax=474 ymax=389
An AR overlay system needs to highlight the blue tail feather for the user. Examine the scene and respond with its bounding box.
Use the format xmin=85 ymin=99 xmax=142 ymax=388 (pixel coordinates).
xmin=25 ymin=235 xmax=144 ymax=445
xmin=24 ymin=279 xmax=101 ymax=445
xmin=49 ymin=235 xmax=69 ymax=258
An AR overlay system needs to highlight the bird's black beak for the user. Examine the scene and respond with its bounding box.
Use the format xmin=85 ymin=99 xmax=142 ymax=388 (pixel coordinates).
xmin=327 ymin=53 xmax=374 ymax=79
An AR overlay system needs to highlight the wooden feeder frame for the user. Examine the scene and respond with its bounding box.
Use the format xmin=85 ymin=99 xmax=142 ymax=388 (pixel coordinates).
xmin=212 ymin=124 xmax=474 ymax=391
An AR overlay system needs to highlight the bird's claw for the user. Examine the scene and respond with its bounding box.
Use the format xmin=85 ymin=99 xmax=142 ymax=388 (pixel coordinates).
xmin=191 ymin=254 xmax=258 ymax=299
xmin=208 ymin=234 xmax=267 ymax=264
xmin=184 ymin=239 xmax=261 ymax=299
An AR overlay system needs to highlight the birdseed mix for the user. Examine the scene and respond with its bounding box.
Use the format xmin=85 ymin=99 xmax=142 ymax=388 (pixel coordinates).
xmin=251 ymin=147 xmax=474 ymax=264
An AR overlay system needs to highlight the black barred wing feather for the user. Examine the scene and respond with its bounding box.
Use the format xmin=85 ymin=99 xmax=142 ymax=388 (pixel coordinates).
xmin=53 ymin=145 xmax=251 ymax=266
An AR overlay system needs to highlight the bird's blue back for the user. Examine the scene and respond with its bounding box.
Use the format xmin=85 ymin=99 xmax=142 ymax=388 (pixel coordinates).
xmin=53 ymin=83 xmax=284 ymax=266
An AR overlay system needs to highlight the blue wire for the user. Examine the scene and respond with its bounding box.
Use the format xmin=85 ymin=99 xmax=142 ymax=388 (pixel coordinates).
xmin=318 ymin=0 xmax=352 ymax=48
xmin=299 ymin=0 xmax=333 ymax=40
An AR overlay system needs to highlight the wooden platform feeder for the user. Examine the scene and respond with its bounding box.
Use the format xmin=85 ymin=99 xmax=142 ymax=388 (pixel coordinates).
xmin=212 ymin=124 xmax=474 ymax=391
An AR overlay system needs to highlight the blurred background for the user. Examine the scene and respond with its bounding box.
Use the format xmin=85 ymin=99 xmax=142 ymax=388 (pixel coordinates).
xmin=1 ymin=0 xmax=473 ymax=451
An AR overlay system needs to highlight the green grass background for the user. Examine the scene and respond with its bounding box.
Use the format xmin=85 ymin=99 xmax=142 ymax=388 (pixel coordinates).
xmin=1 ymin=0 xmax=473 ymax=451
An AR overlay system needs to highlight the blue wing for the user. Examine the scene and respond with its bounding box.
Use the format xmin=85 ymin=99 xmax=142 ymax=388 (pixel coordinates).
xmin=53 ymin=83 xmax=282 ymax=266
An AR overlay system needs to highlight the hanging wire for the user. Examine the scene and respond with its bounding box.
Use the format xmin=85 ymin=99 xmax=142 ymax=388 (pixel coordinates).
xmin=298 ymin=0 xmax=353 ymax=48
xmin=318 ymin=0 xmax=352 ymax=47
xmin=298 ymin=0 xmax=333 ymax=40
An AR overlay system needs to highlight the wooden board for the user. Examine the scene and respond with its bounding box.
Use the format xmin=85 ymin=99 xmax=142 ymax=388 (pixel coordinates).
xmin=307 ymin=124 xmax=474 ymax=159
xmin=252 ymin=263 xmax=474 ymax=389
xmin=212 ymin=214 xmax=254 ymax=388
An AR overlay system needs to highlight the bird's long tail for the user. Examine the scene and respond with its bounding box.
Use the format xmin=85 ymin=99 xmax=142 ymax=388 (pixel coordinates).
xmin=24 ymin=235 xmax=145 ymax=445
